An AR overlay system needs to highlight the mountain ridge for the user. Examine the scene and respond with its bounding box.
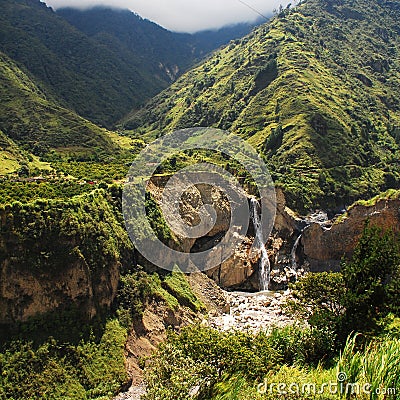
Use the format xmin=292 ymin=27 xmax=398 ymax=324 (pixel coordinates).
xmin=124 ymin=0 xmax=400 ymax=211
xmin=0 ymin=0 xmax=258 ymax=128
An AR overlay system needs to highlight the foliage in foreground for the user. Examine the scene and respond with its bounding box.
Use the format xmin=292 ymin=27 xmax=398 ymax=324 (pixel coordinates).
xmin=0 ymin=319 xmax=127 ymax=400
xmin=143 ymin=324 xmax=335 ymax=400
xmin=286 ymin=224 xmax=400 ymax=342
xmin=143 ymin=326 xmax=400 ymax=400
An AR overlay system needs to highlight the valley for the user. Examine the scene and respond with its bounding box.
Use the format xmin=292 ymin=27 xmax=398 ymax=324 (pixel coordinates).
xmin=0 ymin=0 xmax=400 ymax=399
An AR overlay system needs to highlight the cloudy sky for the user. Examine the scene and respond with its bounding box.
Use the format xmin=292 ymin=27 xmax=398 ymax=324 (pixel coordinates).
xmin=45 ymin=0 xmax=291 ymax=32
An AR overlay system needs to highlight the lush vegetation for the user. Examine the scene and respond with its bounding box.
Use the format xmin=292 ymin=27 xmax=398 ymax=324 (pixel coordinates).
xmin=125 ymin=0 xmax=400 ymax=212
xmin=1 ymin=0 xmax=252 ymax=128
xmin=0 ymin=264 xmax=204 ymax=399
xmin=0 ymin=179 xmax=96 ymax=204
xmin=58 ymin=7 xmax=255 ymax=87
xmin=1 ymin=0 xmax=400 ymax=398
xmin=143 ymin=325 xmax=400 ymax=400
xmin=0 ymin=51 xmax=119 ymax=164
xmin=0 ymin=0 xmax=161 ymax=127
xmin=0 ymin=189 xmax=133 ymax=278
xmin=287 ymin=224 xmax=400 ymax=342
xmin=143 ymin=225 xmax=400 ymax=399
xmin=0 ymin=319 xmax=128 ymax=400
xmin=117 ymin=268 xmax=205 ymax=327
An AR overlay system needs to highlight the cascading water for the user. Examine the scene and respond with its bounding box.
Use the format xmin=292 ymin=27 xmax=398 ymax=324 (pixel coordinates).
xmin=291 ymin=233 xmax=302 ymax=270
xmin=250 ymin=198 xmax=270 ymax=291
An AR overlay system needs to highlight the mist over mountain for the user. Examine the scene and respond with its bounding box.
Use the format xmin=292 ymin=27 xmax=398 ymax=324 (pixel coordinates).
xmin=0 ymin=0 xmax=257 ymax=129
xmin=46 ymin=0 xmax=285 ymax=32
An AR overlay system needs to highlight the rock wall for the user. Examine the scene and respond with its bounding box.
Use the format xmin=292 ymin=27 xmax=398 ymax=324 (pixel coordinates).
xmin=0 ymin=256 xmax=120 ymax=324
xmin=150 ymin=178 xmax=400 ymax=290
xmin=149 ymin=177 xmax=304 ymax=290
xmin=302 ymin=196 xmax=400 ymax=271
xmin=0 ymin=191 xmax=134 ymax=324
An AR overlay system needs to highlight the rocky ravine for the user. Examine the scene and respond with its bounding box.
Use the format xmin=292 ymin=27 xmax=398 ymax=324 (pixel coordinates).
xmin=114 ymin=275 xmax=292 ymax=400
xmin=148 ymin=178 xmax=400 ymax=292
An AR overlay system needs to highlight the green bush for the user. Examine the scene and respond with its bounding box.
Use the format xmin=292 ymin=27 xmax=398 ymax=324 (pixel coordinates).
xmin=287 ymin=224 xmax=400 ymax=343
xmin=117 ymin=271 xmax=154 ymax=320
xmin=286 ymin=272 xmax=345 ymax=335
xmin=0 ymin=319 xmax=128 ymax=400
xmin=143 ymin=324 xmax=336 ymax=399
xmin=162 ymin=270 xmax=205 ymax=312
xmin=341 ymin=225 xmax=400 ymax=337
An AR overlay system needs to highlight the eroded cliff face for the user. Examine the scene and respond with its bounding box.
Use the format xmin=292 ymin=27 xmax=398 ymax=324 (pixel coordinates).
xmin=0 ymin=191 xmax=134 ymax=324
xmin=302 ymin=196 xmax=400 ymax=271
xmin=148 ymin=176 xmax=303 ymax=290
xmin=149 ymin=177 xmax=400 ymax=290
xmin=0 ymin=256 xmax=120 ymax=324
xmin=148 ymin=176 xmax=259 ymax=289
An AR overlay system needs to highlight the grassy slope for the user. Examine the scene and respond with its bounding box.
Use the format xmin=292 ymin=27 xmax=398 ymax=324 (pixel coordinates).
xmin=124 ymin=0 xmax=400 ymax=211
xmin=0 ymin=51 xmax=122 ymax=162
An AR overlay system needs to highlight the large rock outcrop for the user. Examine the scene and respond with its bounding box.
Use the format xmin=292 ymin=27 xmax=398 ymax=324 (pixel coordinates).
xmin=302 ymin=194 xmax=400 ymax=271
xmin=0 ymin=190 xmax=134 ymax=324
xmin=148 ymin=176 xmax=303 ymax=290
xmin=149 ymin=176 xmax=400 ymax=290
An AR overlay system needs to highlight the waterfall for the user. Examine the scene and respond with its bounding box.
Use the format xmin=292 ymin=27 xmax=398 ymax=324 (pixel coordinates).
xmin=250 ymin=198 xmax=270 ymax=291
xmin=291 ymin=233 xmax=302 ymax=270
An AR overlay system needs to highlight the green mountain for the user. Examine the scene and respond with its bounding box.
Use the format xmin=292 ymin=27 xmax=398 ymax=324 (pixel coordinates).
xmin=57 ymin=7 xmax=198 ymax=84
xmin=58 ymin=7 xmax=258 ymax=81
xmin=0 ymin=50 xmax=118 ymax=168
xmin=125 ymin=0 xmax=400 ymax=211
xmin=0 ymin=0 xmax=257 ymax=128
xmin=0 ymin=0 xmax=171 ymax=127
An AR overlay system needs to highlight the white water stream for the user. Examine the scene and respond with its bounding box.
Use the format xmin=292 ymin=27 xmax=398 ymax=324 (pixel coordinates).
xmin=250 ymin=198 xmax=270 ymax=291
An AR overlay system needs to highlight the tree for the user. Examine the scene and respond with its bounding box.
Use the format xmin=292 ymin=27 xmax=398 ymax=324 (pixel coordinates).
xmin=286 ymin=224 xmax=400 ymax=345
xmin=285 ymin=272 xmax=345 ymax=334
xmin=341 ymin=224 xmax=400 ymax=336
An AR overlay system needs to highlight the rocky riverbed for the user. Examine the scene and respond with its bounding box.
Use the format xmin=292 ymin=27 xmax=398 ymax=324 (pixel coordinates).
xmin=114 ymin=384 xmax=146 ymax=400
xmin=113 ymin=289 xmax=293 ymax=399
xmin=208 ymin=289 xmax=293 ymax=331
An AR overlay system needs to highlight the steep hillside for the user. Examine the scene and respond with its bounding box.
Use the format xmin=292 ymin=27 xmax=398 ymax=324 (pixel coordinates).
xmin=0 ymin=51 xmax=119 ymax=162
xmin=57 ymin=7 xmax=198 ymax=83
xmin=0 ymin=0 xmax=167 ymax=127
xmin=58 ymin=7 xmax=257 ymax=80
xmin=125 ymin=0 xmax=400 ymax=211
xmin=0 ymin=0 xmax=257 ymax=128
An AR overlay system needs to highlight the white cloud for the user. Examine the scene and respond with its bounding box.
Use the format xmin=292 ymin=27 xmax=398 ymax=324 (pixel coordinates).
xmin=45 ymin=0 xmax=291 ymax=32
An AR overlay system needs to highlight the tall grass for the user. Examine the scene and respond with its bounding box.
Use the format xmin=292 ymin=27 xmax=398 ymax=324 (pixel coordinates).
xmin=337 ymin=335 xmax=400 ymax=399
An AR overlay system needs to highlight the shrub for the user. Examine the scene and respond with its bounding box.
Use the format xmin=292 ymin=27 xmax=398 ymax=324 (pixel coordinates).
xmin=341 ymin=224 xmax=400 ymax=338
xmin=143 ymin=324 xmax=336 ymax=399
xmin=285 ymin=272 xmax=345 ymax=334
xmin=162 ymin=269 xmax=205 ymax=312
xmin=287 ymin=224 xmax=400 ymax=343
xmin=0 ymin=319 xmax=128 ymax=400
